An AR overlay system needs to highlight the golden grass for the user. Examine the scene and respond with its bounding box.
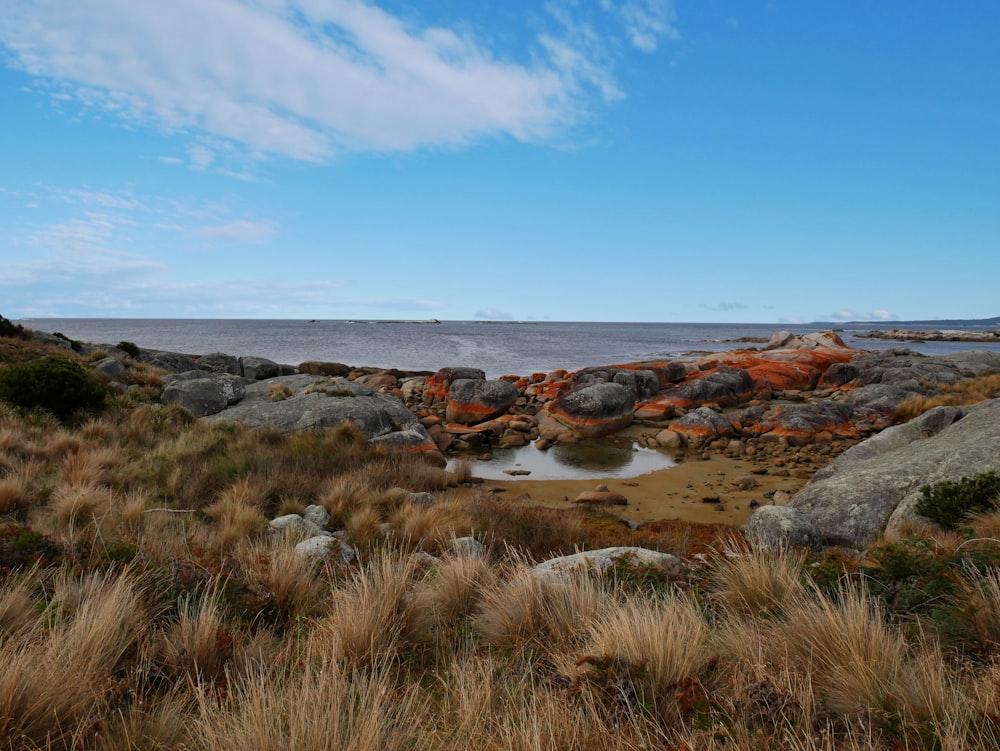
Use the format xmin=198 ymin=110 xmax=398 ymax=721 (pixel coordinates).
xmin=895 ymin=373 xmax=1000 ymax=421
xmin=313 ymin=553 xmax=416 ymax=668
xmin=0 ymin=571 xmax=142 ymax=749
xmin=473 ymin=565 xmax=609 ymax=653
xmin=190 ymin=659 xmax=427 ymax=751
xmin=155 ymin=588 xmax=231 ymax=686
xmin=4 ymin=356 xmax=1000 ymax=749
xmin=709 ymin=545 xmax=806 ymax=618
xmin=775 ymin=584 xmax=909 ymax=717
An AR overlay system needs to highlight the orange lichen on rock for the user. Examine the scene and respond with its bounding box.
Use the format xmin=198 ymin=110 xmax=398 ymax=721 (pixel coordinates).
xmin=744 ymin=361 xmax=823 ymax=392
xmin=634 ymin=396 xmax=678 ymax=422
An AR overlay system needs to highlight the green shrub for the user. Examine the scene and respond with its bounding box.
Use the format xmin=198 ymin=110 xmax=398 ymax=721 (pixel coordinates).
xmin=914 ymin=472 xmax=1000 ymax=530
xmin=0 ymin=356 xmax=107 ymax=420
xmin=0 ymin=315 xmax=28 ymax=340
xmin=52 ymin=332 xmax=83 ymax=352
xmin=117 ymin=341 xmax=141 ymax=358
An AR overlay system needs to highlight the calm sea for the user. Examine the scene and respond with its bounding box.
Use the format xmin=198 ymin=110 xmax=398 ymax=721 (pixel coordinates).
xmin=16 ymin=319 xmax=1000 ymax=379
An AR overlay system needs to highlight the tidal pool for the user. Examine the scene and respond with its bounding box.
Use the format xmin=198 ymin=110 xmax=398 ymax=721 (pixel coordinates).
xmin=450 ymin=438 xmax=676 ymax=481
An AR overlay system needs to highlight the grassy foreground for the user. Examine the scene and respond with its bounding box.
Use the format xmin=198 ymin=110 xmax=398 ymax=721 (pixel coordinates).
xmin=4 ymin=340 xmax=1000 ymax=749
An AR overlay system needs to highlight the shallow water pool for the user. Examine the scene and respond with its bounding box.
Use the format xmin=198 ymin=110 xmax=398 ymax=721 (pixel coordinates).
xmin=450 ymin=438 xmax=676 ymax=481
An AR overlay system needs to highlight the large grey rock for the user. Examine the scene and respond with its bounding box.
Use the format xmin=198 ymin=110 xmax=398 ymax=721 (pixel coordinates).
xmin=295 ymin=535 xmax=357 ymax=564
xmin=547 ymin=382 xmax=635 ymax=438
xmin=768 ymin=400 xmax=1000 ymax=549
xmin=197 ymin=352 xmax=242 ymax=375
xmin=160 ymin=373 xmax=248 ymax=417
xmin=269 ymin=513 xmax=325 ymax=539
xmin=142 ymin=350 xmax=199 ymax=373
xmin=302 ymin=504 xmax=331 ymax=529
xmin=745 ymin=506 xmax=821 ymax=552
xmin=666 ymin=407 xmax=736 ymax=448
xmin=532 ymin=547 xmax=682 ymax=580
xmin=93 ymin=357 xmax=126 ymax=380
xmin=204 ymin=376 xmax=444 ymax=462
xmin=299 ymin=361 xmax=351 ymax=377
xmin=666 ymin=366 xmax=755 ymax=406
xmin=240 ymin=356 xmax=280 ymax=380
xmin=31 ymin=331 xmax=73 ymax=350
xmin=445 ymin=378 xmax=519 ymax=424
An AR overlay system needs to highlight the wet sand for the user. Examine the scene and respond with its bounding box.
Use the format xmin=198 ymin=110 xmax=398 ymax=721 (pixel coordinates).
xmin=478 ymin=452 xmax=818 ymax=527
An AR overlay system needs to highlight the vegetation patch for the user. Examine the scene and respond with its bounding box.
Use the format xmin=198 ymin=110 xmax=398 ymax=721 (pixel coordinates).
xmin=914 ymin=471 xmax=1000 ymax=529
xmin=0 ymin=355 xmax=107 ymax=421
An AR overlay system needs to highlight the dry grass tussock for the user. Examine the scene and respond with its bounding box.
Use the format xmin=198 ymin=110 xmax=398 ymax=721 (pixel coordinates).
xmin=896 ymin=373 xmax=1000 ymax=421
xmin=7 ymin=362 xmax=1000 ymax=748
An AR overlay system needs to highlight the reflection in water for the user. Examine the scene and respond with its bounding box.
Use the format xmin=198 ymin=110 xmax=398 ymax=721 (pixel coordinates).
xmin=452 ymin=438 xmax=676 ymax=481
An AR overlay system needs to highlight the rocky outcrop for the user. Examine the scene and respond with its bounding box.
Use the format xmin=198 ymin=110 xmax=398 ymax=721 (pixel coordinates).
xmin=299 ymin=361 xmax=351 ymax=377
xmin=859 ymin=328 xmax=1000 ymax=343
xmin=239 ymin=356 xmax=280 ymax=380
xmin=423 ymin=367 xmax=486 ymax=405
xmin=196 ymin=352 xmax=242 ymax=375
xmin=445 ymin=379 xmax=519 ymax=425
xmin=532 ymin=547 xmax=682 ymax=580
xmin=745 ymin=400 xmax=1000 ymax=550
xmin=203 ymin=375 xmax=444 ymax=464
xmin=542 ymin=382 xmax=634 ymax=440
xmin=160 ymin=372 xmax=248 ymax=417
xmin=660 ymin=407 xmax=736 ymax=449
xmin=142 ymin=350 xmax=198 ymax=373
xmin=744 ymin=506 xmax=820 ymax=552
xmin=654 ymin=367 xmax=756 ymax=409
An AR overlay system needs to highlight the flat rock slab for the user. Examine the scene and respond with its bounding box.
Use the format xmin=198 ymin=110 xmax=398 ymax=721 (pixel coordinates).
xmin=532 ymin=547 xmax=682 ymax=580
xmin=761 ymin=399 xmax=1000 ymax=549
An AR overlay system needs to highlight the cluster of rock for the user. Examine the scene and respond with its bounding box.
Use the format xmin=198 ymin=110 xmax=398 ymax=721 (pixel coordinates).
xmin=746 ymin=397 xmax=1000 ymax=552
xmin=860 ymin=328 xmax=1000 ymax=343
xmin=17 ymin=321 xmax=1000 ymax=556
xmin=56 ymin=327 xmax=1000 ymax=479
xmin=266 ymin=492 xmax=682 ymax=584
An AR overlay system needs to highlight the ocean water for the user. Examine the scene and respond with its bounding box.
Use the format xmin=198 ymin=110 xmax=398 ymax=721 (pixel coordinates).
xmin=17 ymin=318 xmax=1000 ymax=379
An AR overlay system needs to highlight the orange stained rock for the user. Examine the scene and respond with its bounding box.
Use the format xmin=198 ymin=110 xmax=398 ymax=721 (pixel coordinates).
xmin=423 ymin=373 xmax=451 ymax=402
xmin=634 ymin=396 xmax=677 ymax=421
xmin=546 ymin=405 xmax=632 ymax=436
xmin=744 ymin=362 xmax=822 ymax=391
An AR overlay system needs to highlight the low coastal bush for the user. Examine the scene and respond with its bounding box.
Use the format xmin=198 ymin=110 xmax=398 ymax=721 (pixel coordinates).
xmin=914 ymin=471 xmax=1000 ymax=530
xmin=0 ymin=356 xmax=107 ymax=421
xmin=0 ymin=314 xmax=28 ymax=340
xmin=117 ymin=340 xmax=141 ymax=358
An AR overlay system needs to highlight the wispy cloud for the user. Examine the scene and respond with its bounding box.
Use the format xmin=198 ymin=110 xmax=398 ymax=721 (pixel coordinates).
xmin=475 ymin=308 xmax=514 ymax=321
xmin=0 ymin=181 xmax=445 ymax=317
xmin=700 ymin=302 xmax=749 ymax=312
xmin=828 ymin=309 xmax=898 ymax=322
xmin=602 ymin=0 xmax=678 ymax=52
xmin=194 ymin=220 xmax=276 ymax=245
xmin=0 ymin=0 xmax=678 ymax=161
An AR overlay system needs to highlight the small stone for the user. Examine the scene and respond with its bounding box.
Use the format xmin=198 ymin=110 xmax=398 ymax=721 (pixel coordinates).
xmin=574 ymin=491 xmax=628 ymax=506
xmin=302 ymin=504 xmax=331 ymax=529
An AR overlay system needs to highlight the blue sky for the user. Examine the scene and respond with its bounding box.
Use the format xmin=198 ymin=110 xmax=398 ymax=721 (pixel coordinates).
xmin=1 ymin=1 xmax=997 ymax=323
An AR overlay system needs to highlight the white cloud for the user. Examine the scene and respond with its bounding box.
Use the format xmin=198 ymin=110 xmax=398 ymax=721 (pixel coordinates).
xmin=195 ymin=219 xmax=276 ymax=244
xmin=0 ymin=0 xmax=678 ymax=161
xmin=779 ymin=315 xmax=804 ymax=324
xmin=475 ymin=308 xmax=514 ymax=321
xmin=700 ymin=302 xmax=749 ymax=312
xmin=188 ymin=145 xmax=215 ymax=168
xmin=828 ymin=309 xmax=898 ymax=322
xmin=602 ymin=0 xmax=678 ymax=52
